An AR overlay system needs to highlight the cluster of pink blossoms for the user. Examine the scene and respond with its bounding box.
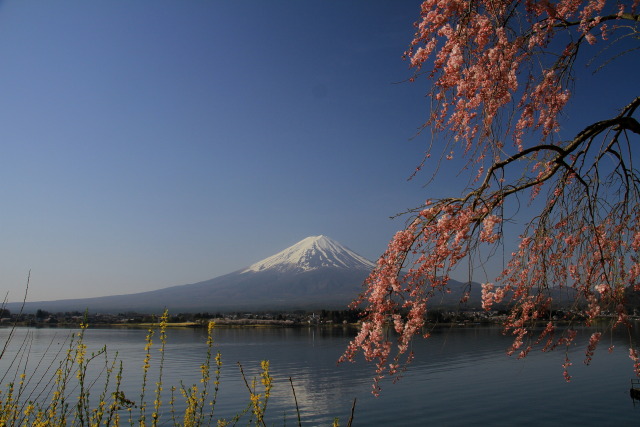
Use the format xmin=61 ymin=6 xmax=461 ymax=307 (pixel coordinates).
xmin=584 ymin=332 xmax=602 ymax=365
xmin=494 ymin=206 xmax=640 ymax=378
xmin=341 ymin=201 xmax=503 ymax=393
xmin=481 ymin=283 xmax=508 ymax=310
xmin=407 ymin=0 xmax=638 ymax=158
xmin=630 ymin=348 xmax=640 ymax=376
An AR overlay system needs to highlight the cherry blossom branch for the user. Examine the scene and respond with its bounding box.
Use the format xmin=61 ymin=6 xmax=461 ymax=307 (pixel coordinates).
xmin=555 ymin=13 xmax=640 ymax=27
xmin=346 ymin=1 xmax=640 ymax=392
xmin=476 ymin=96 xmax=640 ymax=201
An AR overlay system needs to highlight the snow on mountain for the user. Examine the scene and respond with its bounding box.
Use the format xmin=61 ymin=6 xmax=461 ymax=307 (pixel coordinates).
xmin=5 ymin=235 xmax=491 ymax=313
xmin=10 ymin=235 xmax=381 ymax=313
xmin=242 ymin=235 xmax=375 ymax=273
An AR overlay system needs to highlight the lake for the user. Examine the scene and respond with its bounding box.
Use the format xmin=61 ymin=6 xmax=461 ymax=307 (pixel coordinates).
xmin=1 ymin=323 xmax=639 ymax=426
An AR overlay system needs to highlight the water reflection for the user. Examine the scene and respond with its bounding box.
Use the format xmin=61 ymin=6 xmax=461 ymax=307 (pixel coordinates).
xmin=1 ymin=324 xmax=640 ymax=426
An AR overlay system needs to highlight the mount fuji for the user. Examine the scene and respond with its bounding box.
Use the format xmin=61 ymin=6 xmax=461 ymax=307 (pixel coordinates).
xmin=242 ymin=235 xmax=375 ymax=273
xmin=14 ymin=236 xmax=380 ymax=313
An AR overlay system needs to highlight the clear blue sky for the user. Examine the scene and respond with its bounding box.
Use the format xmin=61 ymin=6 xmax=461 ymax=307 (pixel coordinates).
xmin=0 ymin=1 xmax=636 ymax=303
xmin=0 ymin=0 xmax=435 ymax=302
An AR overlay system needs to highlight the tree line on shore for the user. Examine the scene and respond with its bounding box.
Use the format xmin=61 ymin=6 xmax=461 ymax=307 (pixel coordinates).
xmin=3 ymin=304 xmax=635 ymax=328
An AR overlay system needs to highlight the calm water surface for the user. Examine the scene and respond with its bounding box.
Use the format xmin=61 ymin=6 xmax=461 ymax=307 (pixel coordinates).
xmin=1 ymin=324 xmax=639 ymax=426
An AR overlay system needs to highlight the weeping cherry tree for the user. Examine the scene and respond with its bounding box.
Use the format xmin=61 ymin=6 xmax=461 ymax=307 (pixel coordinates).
xmin=341 ymin=0 xmax=640 ymax=394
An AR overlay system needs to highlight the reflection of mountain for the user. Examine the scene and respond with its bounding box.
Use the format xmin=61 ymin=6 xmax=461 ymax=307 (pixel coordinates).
xmin=13 ymin=236 xmax=378 ymax=313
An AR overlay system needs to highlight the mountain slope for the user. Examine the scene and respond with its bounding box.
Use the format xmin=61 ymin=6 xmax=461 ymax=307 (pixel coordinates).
xmin=11 ymin=235 xmax=495 ymax=314
xmin=12 ymin=236 xmax=378 ymax=313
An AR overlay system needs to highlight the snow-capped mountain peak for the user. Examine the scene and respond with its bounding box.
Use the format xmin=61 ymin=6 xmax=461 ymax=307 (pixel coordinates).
xmin=242 ymin=235 xmax=375 ymax=273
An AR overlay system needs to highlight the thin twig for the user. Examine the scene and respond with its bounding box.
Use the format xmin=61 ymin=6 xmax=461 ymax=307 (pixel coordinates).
xmin=0 ymin=271 xmax=30 ymax=361
xmin=288 ymin=377 xmax=302 ymax=427
xmin=347 ymin=398 xmax=357 ymax=427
